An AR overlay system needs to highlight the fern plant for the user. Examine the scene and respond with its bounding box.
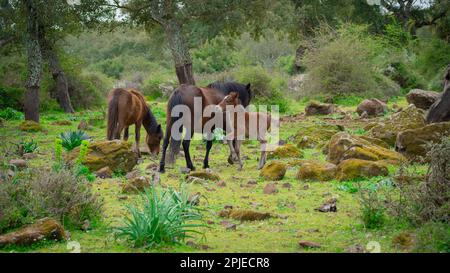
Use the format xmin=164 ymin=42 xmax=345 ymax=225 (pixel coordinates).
xmin=116 ymin=185 xmax=205 ymax=248
xmin=60 ymin=130 xmax=90 ymax=151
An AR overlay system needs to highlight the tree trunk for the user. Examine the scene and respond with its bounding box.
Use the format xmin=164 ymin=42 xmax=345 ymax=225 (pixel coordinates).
xmin=294 ymin=44 xmax=307 ymax=73
xmin=42 ymin=42 xmax=74 ymax=113
xmin=24 ymin=0 xmax=42 ymax=122
xmin=164 ymin=20 xmax=195 ymax=85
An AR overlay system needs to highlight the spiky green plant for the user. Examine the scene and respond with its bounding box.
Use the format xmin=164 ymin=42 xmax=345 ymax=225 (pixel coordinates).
xmin=60 ymin=130 xmax=90 ymax=151
xmin=116 ymin=185 xmax=205 ymax=248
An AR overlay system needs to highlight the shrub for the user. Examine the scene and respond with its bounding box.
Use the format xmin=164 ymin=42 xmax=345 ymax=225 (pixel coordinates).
xmin=0 ymin=107 xmax=24 ymax=120
xmin=233 ymin=66 xmax=272 ymax=98
xmin=20 ymin=139 xmax=38 ymax=154
xmin=301 ymin=24 xmax=400 ymax=98
xmin=276 ymin=55 xmax=296 ymax=75
xmin=0 ymin=168 xmax=102 ymax=232
xmin=60 ymin=130 xmax=90 ymax=152
xmin=359 ymin=188 xmax=386 ymax=229
xmin=193 ymin=36 xmax=236 ymax=73
xmin=116 ymin=185 xmax=205 ymax=248
xmin=413 ymin=222 xmax=450 ymax=253
xmin=0 ymin=87 xmax=24 ymax=111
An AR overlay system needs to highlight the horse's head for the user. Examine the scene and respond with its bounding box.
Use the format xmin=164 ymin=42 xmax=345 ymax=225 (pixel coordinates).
xmin=444 ymin=64 xmax=450 ymax=91
xmin=146 ymin=124 xmax=163 ymax=155
xmin=218 ymin=92 xmax=239 ymax=111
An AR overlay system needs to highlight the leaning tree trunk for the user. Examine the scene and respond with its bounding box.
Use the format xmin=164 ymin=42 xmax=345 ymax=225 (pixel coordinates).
xmin=164 ymin=20 xmax=195 ymax=85
xmin=23 ymin=0 xmax=42 ymax=122
xmin=42 ymin=42 xmax=74 ymax=113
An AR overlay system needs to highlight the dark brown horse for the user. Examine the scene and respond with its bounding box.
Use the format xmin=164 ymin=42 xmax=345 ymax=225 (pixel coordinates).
xmin=107 ymin=88 xmax=163 ymax=157
xmin=159 ymin=82 xmax=252 ymax=173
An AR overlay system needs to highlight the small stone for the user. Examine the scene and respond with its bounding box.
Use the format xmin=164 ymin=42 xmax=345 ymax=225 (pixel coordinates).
xmin=180 ymin=167 xmax=191 ymax=174
xmin=118 ymin=195 xmax=128 ymax=200
xmin=81 ymin=220 xmax=91 ymax=231
xmin=263 ymin=183 xmax=278 ymax=194
xmin=247 ymin=180 xmax=257 ymax=185
xmin=315 ymin=198 xmax=337 ymax=213
xmin=207 ymin=220 xmax=215 ymax=225
xmin=299 ymin=241 xmax=321 ymax=249
xmin=346 ymin=244 xmax=366 ymax=253
xmin=95 ymin=166 xmax=112 ymax=179
xmin=224 ymin=205 xmax=234 ymax=210
xmin=9 ymin=159 xmax=27 ymax=169
xmin=282 ymin=183 xmax=292 ymax=189
xmin=220 ymin=221 xmax=237 ymax=231
xmin=125 ymin=170 xmax=141 ymax=180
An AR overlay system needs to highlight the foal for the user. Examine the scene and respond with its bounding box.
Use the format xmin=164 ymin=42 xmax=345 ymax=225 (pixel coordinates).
xmin=218 ymin=94 xmax=275 ymax=170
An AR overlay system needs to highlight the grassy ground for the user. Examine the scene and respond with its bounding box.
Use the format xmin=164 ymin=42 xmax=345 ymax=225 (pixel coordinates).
xmin=0 ymin=97 xmax=423 ymax=253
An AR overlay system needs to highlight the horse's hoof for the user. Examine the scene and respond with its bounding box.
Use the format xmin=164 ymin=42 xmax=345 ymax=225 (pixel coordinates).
xmin=228 ymin=157 xmax=234 ymax=165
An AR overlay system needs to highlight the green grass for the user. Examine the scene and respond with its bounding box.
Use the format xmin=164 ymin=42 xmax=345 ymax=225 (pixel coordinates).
xmin=0 ymin=97 xmax=432 ymax=253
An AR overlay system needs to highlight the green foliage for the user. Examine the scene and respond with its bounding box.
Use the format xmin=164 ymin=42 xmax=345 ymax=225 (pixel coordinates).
xmin=95 ymin=58 xmax=124 ymax=79
xmin=116 ymin=185 xmax=205 ymax=248
xmin=20 ymin=139 xmax=38 ymax=154
xmin=193 ymin=36 xmax=235 ymax=73
xmin=59 ymin=130 xmax=90 ymax=152
xmin=0 ymin=107 xmax=24 ymax=120
xmin=359 ymin=188 xmax=386 ymax=229
xmin=0 ymin=168 xmax=102 ymax=232
xmin=0 ymin=87 xmax=24 ymax=111
xmin=413 ymin=222 xmax=450 ymax=253
xmin=383 ymin=21 xmax=412 ymax=48
xmin=302 ymin=23 xmax=400 ymax=98
xmin=276 ymin=55 xmax=296 ymax=75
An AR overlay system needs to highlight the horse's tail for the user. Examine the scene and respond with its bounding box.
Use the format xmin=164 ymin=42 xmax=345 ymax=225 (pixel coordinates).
xmin=107 ymin=90 xmax=120 ymax=140
xmin=167 ymin=90 xmax=184 ymax=164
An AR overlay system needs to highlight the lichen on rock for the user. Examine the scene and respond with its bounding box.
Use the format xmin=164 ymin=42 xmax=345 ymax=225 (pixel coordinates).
xmin=296 ymin=161 xmax=337 ymax=182
xmin=336 ymin=159 xmax=389 ymax=181
xmin=260 ymin=161 xmax=287 ymax=181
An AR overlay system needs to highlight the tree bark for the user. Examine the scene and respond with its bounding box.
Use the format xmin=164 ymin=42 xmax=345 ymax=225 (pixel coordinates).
xmin=42 ymin=41 xmax=74 ymax=113
xmin=164 ymin=20 xmax=195 ymax=85
xmin=24 ymin=0 xmax=42 ymax=122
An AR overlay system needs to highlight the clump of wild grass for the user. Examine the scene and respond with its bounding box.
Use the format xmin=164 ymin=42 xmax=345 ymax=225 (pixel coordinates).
xmin=115 ymin=185 xmax=205 ymax=248
xmin=59 ymin=130 xmax=90 ymax=151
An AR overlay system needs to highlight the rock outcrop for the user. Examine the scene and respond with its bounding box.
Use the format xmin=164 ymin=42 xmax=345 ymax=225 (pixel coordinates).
xmin=406 ymin=89 xmax=440 ymax=110
xmin=294 ymin=122 xmax=344 ymax=149
xmin=296 ymin=161 xmax=337 ymax=182
xmin=370 ymin=105 xmax=426 ymax=146
xmin=305 ymin=101 xmax=336 ymax=116
xmin=0 ymin=218 xmax=66 ymax=247
xmin=327 ymin=132 xmax=405 ymax=165
xmin=260 ymin=161 xmax=287 ymax=181
xmin=66 ymin=140 xmax=138 ymax=172
xmin=336 ymin=159 xmax=389 ymax=181
xmin=396 ymin=122 xmax=450 ymax=158
xmin=268 ymin=144 xmax=303 ymax=159
xmin=356 ymin=99 xmax=387 ymax=117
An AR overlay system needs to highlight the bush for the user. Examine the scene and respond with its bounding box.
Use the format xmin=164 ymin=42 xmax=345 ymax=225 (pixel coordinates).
xmin=0 ymin=168 xmax=102 ymax=232
xmin=116 ymin=185 xmax=205 ymax=248
xmin=359 ymin=188 xmax=387 ymax=229
xmin=95 ymin=58 xmax=124 ymax=79
xmin=301 ymin=24 xmax=400 ymax=98
xmin=60 ymin=130 xmax=90 ymax=152
xmin=413 ymin=222 xmax=450 ymax=253
xmin=0 ymin=107 xmax=23 ymax=120
xmin=193 ymin=36 xmax=236 ymax=73
xmin=0 ymin=87 xmax=24 ymax=111
xmin=20 ymin=139 xmax=38 ymax=154
xmin=276 ymin=55 xmax=296 ymax=75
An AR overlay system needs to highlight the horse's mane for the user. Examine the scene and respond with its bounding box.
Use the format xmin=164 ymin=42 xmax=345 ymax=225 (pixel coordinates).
xmin=207 ymin=81 xmax=252 ymax=107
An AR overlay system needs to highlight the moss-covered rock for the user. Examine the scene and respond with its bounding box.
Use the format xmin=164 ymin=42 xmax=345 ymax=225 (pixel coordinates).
xmin=219 ymin=209 xmax=272 ymax=221
xmin=305 ymin=101 xmax=336 ymax=116
xmin=327 ymin=132 xmax=405 ymax=165
xmin=268 ymin=144 xmax=303 ymax=159
xmin=122 ymin=176 xmax=151 ymax=194
xmin=65 ymin=140 xmax=138 ymax=172
xmin=336 ymin=159 xmax=389 ymax=181
xmin=294 ymin=122 xmax=344 ymax=149
xmin=51 ymin=120 xmax=72 ymax=126
xmin=296 ymin=161 xmax=337 ymax=182
xmin=187 ymin=170 xmax=220 ymax=181
xmin=396 ymin=121 xmax=450 ymax=158
xmin=359 ymin=136 xmax=390 ymax=149
xmin=370 ymin=105 xmax=426 ymax=146
xmin=356 ymin=99 xmax=387 ymax=117
xmin=260 ymin=161 xmax=287 ymax=181
xmin=18 ymin=120 xmax=42 ymax=132
xmin=0 ymin=218 xmax=66 ymax=247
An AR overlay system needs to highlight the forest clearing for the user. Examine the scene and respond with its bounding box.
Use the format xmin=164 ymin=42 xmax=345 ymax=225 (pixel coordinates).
xmin=0 ymin=0 xmax=449 ymax=255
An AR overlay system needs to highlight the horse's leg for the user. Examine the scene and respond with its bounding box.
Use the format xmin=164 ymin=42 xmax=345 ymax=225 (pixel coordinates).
xmin=123 ymin=126 xmax=129 ymax=141
xmin=135 ymin=122 xmax=142 ymax=158
xmin=159 ymin=124 xmax=172 ymax=173
xmin=203 ymin=139 xmax=213 ymax=169
xmin=114 ymin=123 xmax=123 ymax=140
xmin=182 ymin=131 xmax=195 ymax=171
xmin=235 ymin=140 xmax=244 ymax=170
xmin=227 ymin=140 xmax=238 ymax=162
xmin=258 ymin=139 xmax=268 ymax=170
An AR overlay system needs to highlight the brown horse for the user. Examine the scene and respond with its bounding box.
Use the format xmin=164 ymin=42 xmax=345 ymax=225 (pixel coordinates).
xmin=159 ymin=83 xmax=252 ymax=173
xmin=218 ymin=93 xmax=275 ymax=170
xmin=107 ymin=88 xmax=163 ymax=157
